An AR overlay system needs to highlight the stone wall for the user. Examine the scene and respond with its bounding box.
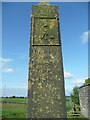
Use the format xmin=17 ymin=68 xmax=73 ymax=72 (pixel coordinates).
xmin=78 ymin=84 xmax=90 ymax=119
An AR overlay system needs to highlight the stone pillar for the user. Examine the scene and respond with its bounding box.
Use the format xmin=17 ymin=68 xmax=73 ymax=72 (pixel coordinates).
xmin=28 ymin=2 xmax=67 ymax=118
xmin=79 ymin=84 xmax=90 ymax=119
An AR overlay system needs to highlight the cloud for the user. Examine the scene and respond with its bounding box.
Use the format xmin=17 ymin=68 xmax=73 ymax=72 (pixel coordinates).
xmin=72 ymin=77 xmax=88 ymax=85
xmin=18 ymin=82 xmax=28 ymax=87
xmin=0 ymin=57 xmax=13 ymax=62
xmin=80 ymin=30 xmax=90 ymax=44
xmin=65 ymin=87 xmax=73 ymax=96
xmin=64 ymin=72 xmax=74 ymax=79
xmin=2 ymin=68 xmax=14 ymax=73
xmin=0 ymin=57 xmax=14 ymax=73
xmin=0 ymin=62 xmax=3 ymax=68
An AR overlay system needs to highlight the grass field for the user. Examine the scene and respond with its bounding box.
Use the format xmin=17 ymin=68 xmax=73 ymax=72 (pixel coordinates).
xmin=0 ymin=98 xmax=27 ymax=104
xmin=2 ymin=103 xmax=27 ymax=118
xmin=0 ymin=97 xmax=86 ymax=119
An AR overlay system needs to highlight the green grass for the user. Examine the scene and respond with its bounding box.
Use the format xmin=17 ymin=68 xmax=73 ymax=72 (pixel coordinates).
xmin=1 ymin=97 xmax=86 ymax=118
xmin=0 ymin=98 xmax=27 ymax=104
xmin=2 ymin=103 xmax=27 ymax=118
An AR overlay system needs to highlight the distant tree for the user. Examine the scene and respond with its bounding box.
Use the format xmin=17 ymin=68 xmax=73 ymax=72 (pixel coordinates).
xmin=12 ymin=96 xmax=16 ymax=98
xmin=20 ymin=96 xmax=24 ymax=98
xmin=70 ymin=86 xmax=80 ymax=106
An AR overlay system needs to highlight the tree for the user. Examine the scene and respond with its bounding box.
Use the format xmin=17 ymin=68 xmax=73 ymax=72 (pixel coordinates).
xmin=83 ymin=78 xmax=90 ymax=86
xmin=70 ymin=86 xmax=80 ymax=106
xmin=11 ymin=96 xmax=16 ymax=98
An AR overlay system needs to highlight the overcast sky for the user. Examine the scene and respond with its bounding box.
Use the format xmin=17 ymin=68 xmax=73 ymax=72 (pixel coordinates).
xmin=1 ymin=2 xmax=88 ymax=97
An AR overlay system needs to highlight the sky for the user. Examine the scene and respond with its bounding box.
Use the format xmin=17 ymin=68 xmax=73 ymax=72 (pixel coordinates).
xmin=1 ymin=2 xmax=88 ymax=97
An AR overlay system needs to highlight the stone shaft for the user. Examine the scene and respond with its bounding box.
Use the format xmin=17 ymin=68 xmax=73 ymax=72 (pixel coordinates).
xmin=28 ymin=3 xmax=67 ymax=118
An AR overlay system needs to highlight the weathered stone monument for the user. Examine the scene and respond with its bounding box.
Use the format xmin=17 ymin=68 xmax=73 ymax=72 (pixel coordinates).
xmin=28 ymin=1 xmax=67 ymax=118
xmin=79 ymin=84 xmax=90 ymax=119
